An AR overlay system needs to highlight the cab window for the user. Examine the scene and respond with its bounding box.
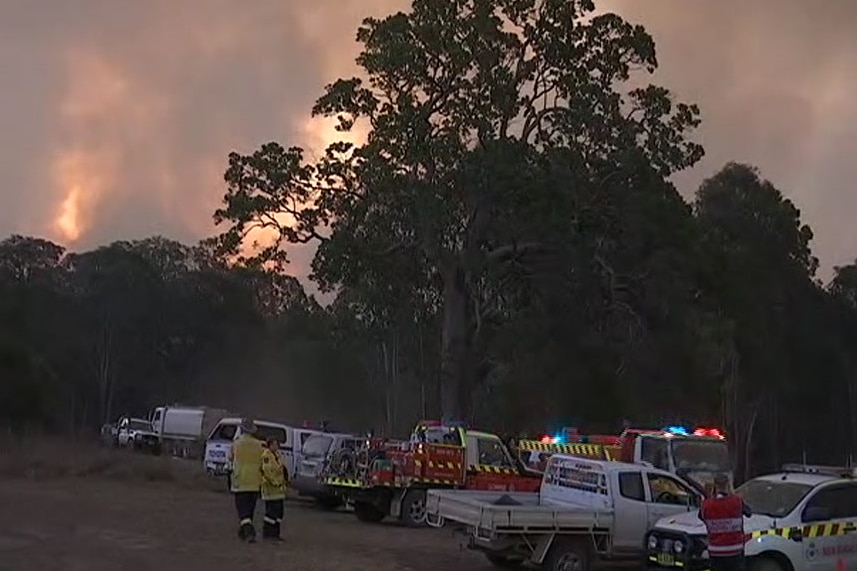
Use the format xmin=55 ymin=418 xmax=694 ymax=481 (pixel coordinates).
xmin=802 ymin=485 xmax=857 ymax=522
xmin=619 ymin=472 xmax=646 ymax=501
xmin=640 ymin=438 xmax=670 ymax=471
xmin=211 ymin=423 xmax=237 ymax=441
xmin=476 ymin=437 xmax=514 ymax=468
xmin=647 ymin=473 xmax=698 ymax=507
xmin=255 ymin=425 xmax=287 ymax=443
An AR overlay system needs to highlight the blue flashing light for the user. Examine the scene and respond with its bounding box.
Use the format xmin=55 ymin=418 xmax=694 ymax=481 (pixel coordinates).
xmin=552 ymin=432 xmax=566 ymax=444
xmin=663 ymin=425 xmax=689 ymax=436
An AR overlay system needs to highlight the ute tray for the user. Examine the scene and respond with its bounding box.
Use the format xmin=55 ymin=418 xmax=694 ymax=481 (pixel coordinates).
xmin=426 ymin=489 xmax=614 ymax=533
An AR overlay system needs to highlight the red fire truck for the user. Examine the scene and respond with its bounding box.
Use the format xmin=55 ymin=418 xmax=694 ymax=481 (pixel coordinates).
xmin=517 ymin=425 xmax=732 ymax=490
xmin=323 ymin=420 xmax=541 ymax=526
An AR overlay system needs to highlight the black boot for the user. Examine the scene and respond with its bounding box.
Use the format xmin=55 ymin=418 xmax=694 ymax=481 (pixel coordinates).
xmin=262 ymin=518 xmax=277 ymax=539
xmin=240 ymin=522 xmax=256 ymax=543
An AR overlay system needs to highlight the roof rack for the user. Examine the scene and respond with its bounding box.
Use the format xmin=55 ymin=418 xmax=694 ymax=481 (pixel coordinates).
xmin=781 ymin=463 xmax=856 ymax=478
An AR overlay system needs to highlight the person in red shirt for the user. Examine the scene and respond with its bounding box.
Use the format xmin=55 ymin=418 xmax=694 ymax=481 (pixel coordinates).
xmin=699 ymin=473 xmax=752 ymax=571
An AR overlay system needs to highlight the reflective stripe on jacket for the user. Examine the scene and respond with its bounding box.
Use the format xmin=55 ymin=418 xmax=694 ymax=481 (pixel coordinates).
xmin=701 ymin=494 xmax=746 ymax=557
xmin=261 ymin=448 xmax=287 ymax=500
xmin=230 ymin=434 xmax=264 ymax=492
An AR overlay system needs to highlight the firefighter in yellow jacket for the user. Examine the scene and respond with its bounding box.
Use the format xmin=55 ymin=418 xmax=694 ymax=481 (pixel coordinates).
xmin=261 ymin=436 xmax=287 ymax=540
xmin=229 ymin=418 xmax=264 ymax=542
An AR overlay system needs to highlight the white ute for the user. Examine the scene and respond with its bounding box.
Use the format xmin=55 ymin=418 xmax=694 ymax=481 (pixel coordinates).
xmin=647 ymin=464 xmax=857 ymax=571
xmin=426 ymin=454 xmax=703 ymax=571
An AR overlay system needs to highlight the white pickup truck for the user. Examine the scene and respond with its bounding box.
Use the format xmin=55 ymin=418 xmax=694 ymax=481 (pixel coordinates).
xmin=426 ymin=454 xmax=704 ymax=570
xmin=646 ymin=464 xmax=857 ymax=571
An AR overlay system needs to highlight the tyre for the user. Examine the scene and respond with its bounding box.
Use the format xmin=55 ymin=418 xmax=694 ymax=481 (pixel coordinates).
xmin=485 ymin=553 xmax=525 ymax=568
xmin=400 ymin=489 xmax=428 ymax=527
xmin=749 ymin=557 xmax=785 ymax=571
xmin=353 ymin=501 xmax=385 ymax=523
xmin=316 ymin=496 xmax=343 ymax=510
xmin=544 ymin=538 xmax=590 ymax=571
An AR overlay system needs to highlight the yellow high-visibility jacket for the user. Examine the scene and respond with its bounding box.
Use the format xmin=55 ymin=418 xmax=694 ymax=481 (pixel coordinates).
xmin=261 ymin=448 xmax=287 ymax=500
xmin=229 ymin=434 xmax=264 ymax=493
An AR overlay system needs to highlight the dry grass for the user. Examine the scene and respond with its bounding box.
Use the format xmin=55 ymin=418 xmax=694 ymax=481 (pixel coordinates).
xmin=0 ymin=436 xmax=217 ymax=489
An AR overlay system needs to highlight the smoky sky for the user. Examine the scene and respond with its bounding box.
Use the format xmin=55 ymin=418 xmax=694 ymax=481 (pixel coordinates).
xmin=0 ymin=0 xmax=855 ymax=283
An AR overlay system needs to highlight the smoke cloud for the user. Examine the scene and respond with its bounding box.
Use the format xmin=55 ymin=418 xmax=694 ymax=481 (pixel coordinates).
xmin=0 ymin=0 xmax=855 ymax=280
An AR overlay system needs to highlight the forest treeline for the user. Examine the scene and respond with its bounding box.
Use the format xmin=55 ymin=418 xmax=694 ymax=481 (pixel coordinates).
xmin=3 ymin=0 xmax=857 ymax=479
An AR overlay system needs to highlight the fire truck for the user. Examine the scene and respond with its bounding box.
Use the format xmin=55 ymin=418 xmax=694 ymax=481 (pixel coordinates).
xmin=517 ymin=425 xmax=732 ymax=491
xmin=323 ymin=420 xmax=541 ymax=527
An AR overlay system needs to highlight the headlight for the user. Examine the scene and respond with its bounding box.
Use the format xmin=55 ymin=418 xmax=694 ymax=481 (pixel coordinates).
xmin=674 ymin=540 xmax=684 ymax=554
xmin=648 ymin=535 xmax=659 ymax=550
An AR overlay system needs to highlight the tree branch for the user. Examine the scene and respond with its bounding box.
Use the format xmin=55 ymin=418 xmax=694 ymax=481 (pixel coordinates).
xmin=484 ymin=242 xmax=548 ymax=265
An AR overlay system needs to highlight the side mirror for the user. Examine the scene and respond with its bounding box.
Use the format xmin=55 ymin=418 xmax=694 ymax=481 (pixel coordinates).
xmin=803 ymin=506 xmax=830 ymax=522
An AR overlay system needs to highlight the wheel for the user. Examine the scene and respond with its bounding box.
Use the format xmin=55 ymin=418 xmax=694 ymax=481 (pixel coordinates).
xmin=316 ymin=496 xmax=343 ymax=510
xmin=353 ymin=501 xmax=385 ymax=523
xmin=544 ymin=538 xmax=590 ymax=571
xmin=400 ymin=489 xmax=428 ymax=527
xmin=485 ymin=553 xmax=525 ymax=568
xmin=749 ymin=557 xmax=785 ymax=571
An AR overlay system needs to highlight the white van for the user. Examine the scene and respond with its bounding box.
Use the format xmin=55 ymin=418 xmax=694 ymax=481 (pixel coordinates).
xmin=203 ymin=418 xmax=297 ymax=486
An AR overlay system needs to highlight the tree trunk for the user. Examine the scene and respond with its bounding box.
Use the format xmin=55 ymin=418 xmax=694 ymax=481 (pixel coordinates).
xmin=743 ymin=401 xmax=761 ymax=481
xmin=381 ymin=341 xmax=392 ymax=435
xmin=439 ymin=263 xmax=470 ymax=423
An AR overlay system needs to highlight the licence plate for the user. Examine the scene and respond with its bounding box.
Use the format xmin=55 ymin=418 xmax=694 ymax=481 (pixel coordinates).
xmin=656 ymin=554 xmax=675 ymax=566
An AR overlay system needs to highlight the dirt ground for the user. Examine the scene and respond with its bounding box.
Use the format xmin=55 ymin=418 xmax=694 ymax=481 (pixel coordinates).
xmin=0 ymin=478 xmax=495 ymax=571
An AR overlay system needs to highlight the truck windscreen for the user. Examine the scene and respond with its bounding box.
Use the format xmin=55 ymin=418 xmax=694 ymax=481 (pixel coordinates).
xmin=302 ymin=435 xmax=333 ymax=457
xmin=670 ymin=439 xmax=731 ymax=472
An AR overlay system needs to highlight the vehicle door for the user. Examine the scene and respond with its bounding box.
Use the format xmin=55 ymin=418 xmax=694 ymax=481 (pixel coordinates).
xmin=466 ymin=435 xmax=518 ymax=491
xmin=644 ymin=472 xmax=699 ymax=528
xmin=277 ymin=427 xmax=296 ymax=478
xmin=150 ymin=409 xmax=163 ymax=436
xmin=293 ymin=429 xmax=318 ymax=470
xmin=117 ymin=417 xmax=130 ymax=445
xmin=639 ymin=437 xmax=671 ymax=471
xmin=204 ymin=421 xmax=237 ymax=473
xmin=801 ymin=483 xmax=857 ymax=571
xmin=611 ymin=470 xmax=654 ymax=552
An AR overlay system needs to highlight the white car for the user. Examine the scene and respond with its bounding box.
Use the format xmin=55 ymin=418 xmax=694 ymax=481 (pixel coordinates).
xmin=646 ymin=464 xmax=857 ymax=571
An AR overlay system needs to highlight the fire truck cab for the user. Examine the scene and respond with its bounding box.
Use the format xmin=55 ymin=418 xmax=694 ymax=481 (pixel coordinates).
xmin=619 ymin=427 xmax=732 ymax=491
xmin=520 ymin=426 xmax=732 ymax=491
xmin=324 ymin=420 xmax=541 ymax=527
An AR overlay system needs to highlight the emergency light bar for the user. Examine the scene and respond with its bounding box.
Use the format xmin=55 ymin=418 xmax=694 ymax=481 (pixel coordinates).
xmin=782 ymin=464 xmax=857 ymax=478
xmin=692 ymin=427 xmax=724 ymax=438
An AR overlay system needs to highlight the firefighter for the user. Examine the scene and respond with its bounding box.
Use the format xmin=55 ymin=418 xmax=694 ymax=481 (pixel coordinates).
xmin=261 ymin=436 xmax=287 ymax=541
xmin=229 ymin=418 xmax=264 ymax=542
xmin=699 ymin=473 xmax=752 ymax=571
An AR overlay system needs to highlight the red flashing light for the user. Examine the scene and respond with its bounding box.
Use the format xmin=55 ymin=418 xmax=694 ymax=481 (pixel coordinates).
xmin=540 ymin=435 xmax=552 ymax=443
xmin=693 ymin=427 xmax=724 ymax=438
